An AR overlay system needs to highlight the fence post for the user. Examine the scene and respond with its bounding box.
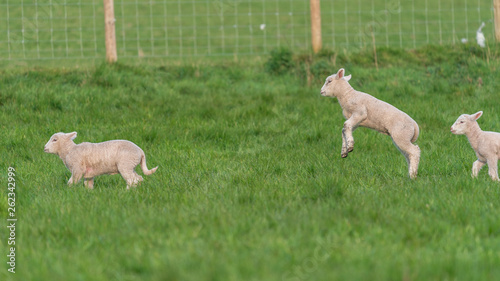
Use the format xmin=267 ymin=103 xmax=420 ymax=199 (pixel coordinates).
xmin=310 ymin=0 xmax=322 ymax=53
xmin=495 ymin=0 xmax=500 ymax=42
xmin=103 ymin=0 xmax=117 ymax=63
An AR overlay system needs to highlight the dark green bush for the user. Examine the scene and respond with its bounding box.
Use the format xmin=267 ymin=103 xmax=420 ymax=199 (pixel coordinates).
xmin=264 ymin=47 xmax=295 ymax=75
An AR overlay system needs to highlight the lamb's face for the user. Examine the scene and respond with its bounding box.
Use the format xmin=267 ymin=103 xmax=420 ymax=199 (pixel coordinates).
xmin=451 ymin=112 xmax=483 ymax=135
xmin=44 ymin=132 xmax=77 ymax=154
xmin=320 ymin=75 xmax=336 ymax=97
xmin=320 ymin=68 xmax=351 ymax=98
xmin=44 ymin=133 xmax=64 ymax=154
xmin=450 ymin=115 xmax=469 ymax=135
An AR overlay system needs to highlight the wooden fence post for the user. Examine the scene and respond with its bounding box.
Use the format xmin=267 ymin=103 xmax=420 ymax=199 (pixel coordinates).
xmin=310 ymin=0 xmax=322 ymax=53
xmin=103 ymin=0 xmax=117 ymax=63
xmin=495 ymin=0 xmax=500 ymax=42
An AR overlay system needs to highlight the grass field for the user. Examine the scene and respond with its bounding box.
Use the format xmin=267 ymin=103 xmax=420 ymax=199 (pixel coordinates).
xmin=1 ymin=44 xmax=500 ymax=281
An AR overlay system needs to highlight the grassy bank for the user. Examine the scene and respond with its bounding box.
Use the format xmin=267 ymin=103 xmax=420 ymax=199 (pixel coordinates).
xmin=1 ymin=45 xmax=500 ymax=281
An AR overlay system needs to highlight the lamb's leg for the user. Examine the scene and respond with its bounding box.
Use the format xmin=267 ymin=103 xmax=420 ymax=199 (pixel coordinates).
xmin=472 ymin=160 xmax=485 ymax=178
xmin=407 ymin=144 xmax=420 ymax=179
xmin=118 ymin=163 xmax=144 ymax=189
xmin=68 ymin=169 xmax=83 ymax=186
xmin=341 ymin=132 xmax=349 ymax=158
xmin=486 ymin=158 xmax=499 ymax=181
xmin=84 ymin=178 xmax=94 ymax=189
xmin=121 ymin=171 xmax=135 ymax=189
xmin=123 ymin=173 xmax=143 ymax=189
xmin=341 ymin=123 xmax=355 ymax=158
xmin=133 ymin=173 xmax=144 ymax=186
xmin=392 ymin=137 xmax=420 ymax=179
xmin=341 ymin=113 xmax=366 ymax=158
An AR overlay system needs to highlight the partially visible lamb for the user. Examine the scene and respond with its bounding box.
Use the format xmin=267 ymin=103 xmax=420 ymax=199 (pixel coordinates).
xmin=44 ymin=132 xmax=158 ymax=189
xmin=451 ymin=111 xmax=500 ymax=181
xmin=320 ymin=68 xmax=420 ymax=179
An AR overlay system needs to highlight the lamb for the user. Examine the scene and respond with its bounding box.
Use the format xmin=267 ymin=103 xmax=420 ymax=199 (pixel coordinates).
xmin=320 ymin=68 xmax=420 ymax=179
xmin=44 ymin=132 xmax=158 ymax=189
xmin=451 ymin=111 xmax=500 ymax=181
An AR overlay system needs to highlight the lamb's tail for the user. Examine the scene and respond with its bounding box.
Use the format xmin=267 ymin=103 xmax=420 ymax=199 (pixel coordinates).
xmin=411 ymin=122 xmax=420 ymax=144
xmin=140 ymin=154 xmax=158 ymax=176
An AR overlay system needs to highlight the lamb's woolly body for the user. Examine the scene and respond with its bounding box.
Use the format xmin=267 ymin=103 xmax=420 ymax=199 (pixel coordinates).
xmin=336 ymin=89 xmax=420 ymax=143
xmin=44 ymin=132 xmax=158 ymax=189
xmin=451 ymin=111 xmax=500 ymax=181
xmin=320 ymin=68 xmax=420 ymax=179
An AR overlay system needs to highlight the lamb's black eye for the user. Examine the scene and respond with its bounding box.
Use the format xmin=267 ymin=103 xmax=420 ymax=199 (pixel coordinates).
xmin=53 ymin=138 xmax=58 ymax=142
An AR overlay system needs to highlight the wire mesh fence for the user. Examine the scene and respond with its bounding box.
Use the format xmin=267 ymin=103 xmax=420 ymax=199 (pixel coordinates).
xmin=0 ymin=0 xmax=496 ymax=61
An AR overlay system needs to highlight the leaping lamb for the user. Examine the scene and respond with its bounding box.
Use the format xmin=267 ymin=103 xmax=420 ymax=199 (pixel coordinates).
xmin=44 ymin=132 xmax=158 ymax=189
xmin=320 ymin=68 xmax=421 ymax=179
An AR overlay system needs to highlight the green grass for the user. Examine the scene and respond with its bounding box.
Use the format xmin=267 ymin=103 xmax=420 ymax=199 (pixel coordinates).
xmin=1 ymin=44 xmax=500 ymax=281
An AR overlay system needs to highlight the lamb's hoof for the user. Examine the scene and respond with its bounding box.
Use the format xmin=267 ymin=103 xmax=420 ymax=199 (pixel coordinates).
xmin=341 ymin=152 xmax=348 ymax=158
xmin=348 ymin=147 xmax=354 ymax=153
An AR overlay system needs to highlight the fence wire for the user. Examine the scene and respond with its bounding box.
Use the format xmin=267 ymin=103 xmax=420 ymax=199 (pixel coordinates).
xmin=0 ymin=0 xmax=495 ymax=61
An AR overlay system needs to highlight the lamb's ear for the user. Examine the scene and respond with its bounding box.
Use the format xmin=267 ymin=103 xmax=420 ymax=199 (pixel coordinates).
xmin=336 ymin=68 xmax=345 ymax=79
xmin=67 ymin=132 xmax=78 ymax=140
xmin=343 ymin=74 xmax=352 ymax=82
xmin=472 ymin=111 xmax=483 ymax=120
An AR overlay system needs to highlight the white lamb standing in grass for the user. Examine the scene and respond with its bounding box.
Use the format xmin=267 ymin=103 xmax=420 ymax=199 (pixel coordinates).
xmin=44 ymin=132 xmax=158 ymax=189
xmin=451 ymin=111 xmax=500 ymax=181
xmin=320 ymin=68 xmax=420 ymax=179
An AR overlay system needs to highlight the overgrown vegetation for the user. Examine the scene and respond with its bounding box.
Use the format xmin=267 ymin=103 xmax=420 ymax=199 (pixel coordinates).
xmin=265 ymin=43 xmax=499 ymax=86
xmin=1 ymin=45 xmax=500 ymax=281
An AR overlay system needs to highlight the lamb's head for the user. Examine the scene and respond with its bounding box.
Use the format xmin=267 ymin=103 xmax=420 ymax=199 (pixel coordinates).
xmin=451 ymin=111 xmax=483 ymax=135
xmin=320 ymin=68 xmax=352 ymax=97
xmin=44 ymin=132 xmax=78 ymax=154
